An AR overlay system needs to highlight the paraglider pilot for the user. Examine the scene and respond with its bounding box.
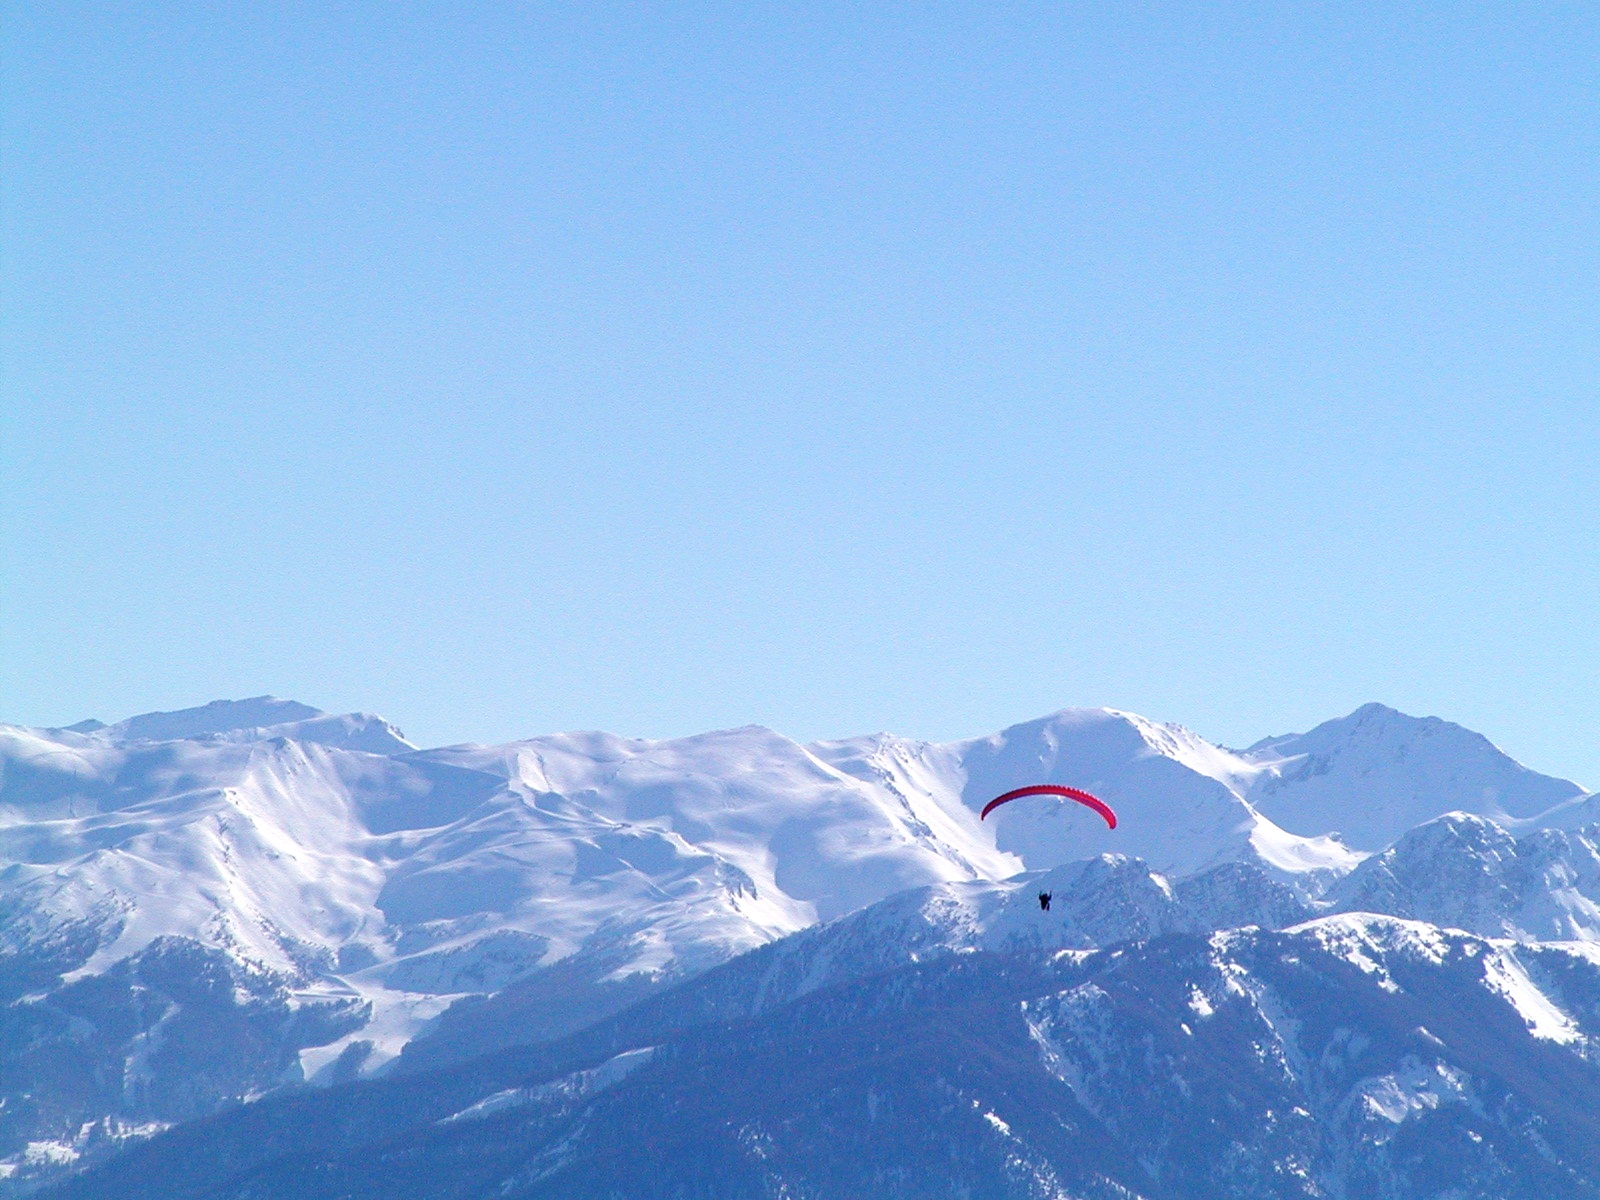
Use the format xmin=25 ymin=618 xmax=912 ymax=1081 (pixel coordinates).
xmin=1038 ymin=891 xmax=1053 ymax=912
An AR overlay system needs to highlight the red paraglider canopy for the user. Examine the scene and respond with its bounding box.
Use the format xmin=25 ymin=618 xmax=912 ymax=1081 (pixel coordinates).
xmin=980 ymin=785 xmax=1117 ymax=829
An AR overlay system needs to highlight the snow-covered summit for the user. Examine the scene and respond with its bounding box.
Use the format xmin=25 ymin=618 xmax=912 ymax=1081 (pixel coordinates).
xmin=815 ymin=706 xmax=1357 ymax=881
xmin=47 ymin=696 xmax=416 ymax=756
xmin=103 ymin=696 xmax=324 ymax=741
xmin=1 ymin=695 xmax=1594 ymax=1192
xmin=1243 ymin=702 xmax=1585 ymax=850
xmin=1330 ymin=811 xmax=1600 ymax=941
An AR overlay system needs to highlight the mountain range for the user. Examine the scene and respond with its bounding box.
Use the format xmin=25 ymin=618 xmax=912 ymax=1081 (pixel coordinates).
xmin=1 ymin=697 xmax=1593 ymax=1195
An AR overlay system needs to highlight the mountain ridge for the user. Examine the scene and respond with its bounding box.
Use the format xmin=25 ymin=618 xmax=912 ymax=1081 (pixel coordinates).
xmin=1 ymin=696 xmax=1593 ymax=1192
xmin=41 ymin=914 xmax=1600 ymax=1200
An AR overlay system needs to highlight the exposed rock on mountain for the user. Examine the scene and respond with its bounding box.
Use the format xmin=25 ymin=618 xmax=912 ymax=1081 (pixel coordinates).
xmin=44 ymin=916 xmax=1600 ymax=1200
xmin=1330 ymin=812 xmax=1600 ymax=941
xmin=0 ymin=696 xmax=1589 ymax=1192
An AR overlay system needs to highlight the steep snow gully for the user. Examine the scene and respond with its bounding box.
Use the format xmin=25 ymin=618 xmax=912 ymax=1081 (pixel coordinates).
xmin=1 ymin=697 xmax=1594 ymax=1196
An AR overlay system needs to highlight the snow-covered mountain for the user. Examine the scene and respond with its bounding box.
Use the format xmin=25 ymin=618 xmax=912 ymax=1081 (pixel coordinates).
xmin=59 ymin=695 xmax=416 ymax=754
xmin=45 ymin=914 xmax=1600 ymax=1200
xmin=0 ymin=696 xmax=1591 ymax=1192
xmin=397 ymin=818 xmax=1598 ymax=1067
xmin=0 ymin=699 xmax=1010 ymax=1185
xmin=1243 ymin=703 xmax=1586 ymax=850
xmin=0 ymin=709 xmax=1001 ymax=1084
xmin=1330 ymin=812 xmax=1600 ymax=941
xmin=816 ymin=707 xmax=1359 ymax=880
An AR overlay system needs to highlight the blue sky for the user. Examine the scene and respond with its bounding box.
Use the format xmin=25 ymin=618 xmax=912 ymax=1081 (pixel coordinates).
xmin=4 ymin=3 xmax=1597 ymax=783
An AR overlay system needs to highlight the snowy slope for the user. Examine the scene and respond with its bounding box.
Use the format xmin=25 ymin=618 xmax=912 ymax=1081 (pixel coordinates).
xmin=48 ymin=915 xmax=1600 ymax=1200
xmin=1330 ymin=812 xmax=1600 ymax=940
xmin=1532 ymin=787 xmax=1600 ymax=832
xmin=0 ymin=702 xmax=1026 ymax=1183
xmin=814 ymin=707 xmax=1357 ymax=880
xmin=2 ymin=695 xmax=1593 ymax=1192
xmin=417 ymin=723 xmax=1014 ymax=924
xmin=78 ymin=695 xmax=416 ymax=754
xmin=0 ymin=710 xmax=1006 ymax=1066
xmin=1245 ymin=703 xmax=1586 ymax=850
xmin=423 ymin=851 xmax=1312 ymax=1053
xmin=474 ymin=815 xmax=1600 ymax=1048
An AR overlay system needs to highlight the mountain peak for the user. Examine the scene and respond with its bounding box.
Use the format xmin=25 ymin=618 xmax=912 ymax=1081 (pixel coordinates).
xmin=1243 ymin=704 xmax=1583 ymax=851
xmin=60 ymin=698 xmax=418 ymax=756
xmin=1329 ymin=812 xmax=1600 ymax=942
xmin=105 ymin=697 xmax=326 ymax=742
xmin=1244 ymin=701 xmax=1434 ymax=755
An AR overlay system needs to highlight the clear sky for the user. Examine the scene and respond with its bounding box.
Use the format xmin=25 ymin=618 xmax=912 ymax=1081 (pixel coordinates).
xmin=4 ymin=3 xmax=1597 ymax=784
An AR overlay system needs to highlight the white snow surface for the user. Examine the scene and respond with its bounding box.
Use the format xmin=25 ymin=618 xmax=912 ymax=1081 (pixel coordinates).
xmin=1243 ymin=703 xmax=1586 ymax=851
xmin=814 ymin=707 xmax=1359 ymax=880
xmin=1330 ymin=812 xmax=1600 ymax=943
xmin=0 ymin=696 xmax=1590 ymax=1085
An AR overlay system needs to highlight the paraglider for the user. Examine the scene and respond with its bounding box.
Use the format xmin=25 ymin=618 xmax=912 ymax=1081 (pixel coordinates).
xmin=980 ymin=784 xmax=1117 ymax=830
